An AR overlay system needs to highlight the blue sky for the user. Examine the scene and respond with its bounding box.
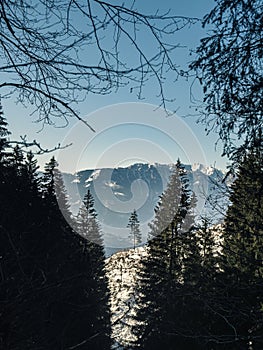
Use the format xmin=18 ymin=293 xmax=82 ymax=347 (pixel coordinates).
xmin=2 ymin=0 xmax=230 ymax=173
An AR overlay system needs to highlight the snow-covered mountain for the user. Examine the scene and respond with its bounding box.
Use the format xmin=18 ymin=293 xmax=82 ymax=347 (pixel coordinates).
xmin=62 ymin=163 xmax=230 ymax=251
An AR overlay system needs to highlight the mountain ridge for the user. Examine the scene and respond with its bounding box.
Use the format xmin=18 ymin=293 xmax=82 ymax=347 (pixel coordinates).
xmin=61 ymin=162 xmax=230 ymax=249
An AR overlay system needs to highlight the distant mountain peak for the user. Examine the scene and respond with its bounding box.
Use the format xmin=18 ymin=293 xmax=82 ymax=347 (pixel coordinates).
xmin=62 ymin=162 xmax=229 ymax=249
xmin=191 ymin=162 xmax=216 ymax=176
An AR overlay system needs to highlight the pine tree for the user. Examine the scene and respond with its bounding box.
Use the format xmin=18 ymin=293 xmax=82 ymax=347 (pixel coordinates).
xmin=77 ymin=189 xmax=103 ymax=245
xmin=54 ymin=166 xmax=74 ymax=227
xmin=24 ymin=151 xmax=40 ymax=194
xmin=0 ymin=106 xmax=19 ymax=349
xmin=76 ymin=189 xmax=112 ymax=349
xmin=180 ymin=216 xmax=222 ymax=349
xmin=0 ymin=116 xmax=47 ymax=348
xmin=134 ymin=160 xmax=199 ymax=349
xmin=181 ymin=193 xmax=201 ymax=286
xmin=219 ymin=144 xmax=263 ymax=348
xmin=0 ymin=116 xmax=112 ymax=349
xmin=127 ymin=209 xmax=141 ymax=249
xmin=0 ymin=101 xmax=12 ymax=208
xmin=40 ymin=160 xmax=112 ymax=349
xmin=198 ymin=217 xmax=220 ymax=280
xmin=42 ymin=156 xmax=57 ymax=202
xmin=0 ymin=100 xmax=10 ymax=162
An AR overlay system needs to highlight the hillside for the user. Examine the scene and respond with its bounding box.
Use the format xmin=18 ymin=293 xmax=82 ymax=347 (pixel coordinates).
xmin=106 ymin=247 xmax=148 ymax=349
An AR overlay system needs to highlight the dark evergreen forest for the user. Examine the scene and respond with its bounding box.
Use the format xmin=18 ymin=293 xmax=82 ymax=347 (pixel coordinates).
xmin=132 ymin=153 xmax=262 ymax=349
xmin=0 ymin=104 xmax=112 ymax=349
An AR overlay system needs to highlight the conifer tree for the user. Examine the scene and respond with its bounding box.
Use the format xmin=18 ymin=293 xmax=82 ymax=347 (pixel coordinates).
xmin=9 ymin=144 xmax=24 ymax=168
xmin=181 ymin=193 xmax=201 ymax=286
xmin=42 ymin=156 xmax=58 ymax=202
xmin=24 ymin=151 xmax=40 ymax=195
xmin=0 ymin=110 xmax=46 ymax=348
xmin=198 ymin=217 xmax=220 ymax=280
xmin=0 ymin=111 xmax=112 ymax=349
xmin=77 ymin=190 xmax=100 ymax=237
xmin=0 ymin=101 xmax=12 ymax=208
xmin=127 ymin=209 xmax=141 ymax=249
xmin=76 ymin=189 xmax=112 ymax=349
xmin=40 ymin=161 xmax=112 ymax=349
xmin=134 ymin=160 xmax=199 ymax=349
xmin=54 ymin=166 xmax=74 ymax=227
xmin=180 ymin=216 xmax=221 ymax=349
xmin=0 ymin=101 xmax=10 ymax=162
xmin=0 ymin=104 xmax=16 ymax=349
xmin=218 ymin=144 xmax=263 ymax=348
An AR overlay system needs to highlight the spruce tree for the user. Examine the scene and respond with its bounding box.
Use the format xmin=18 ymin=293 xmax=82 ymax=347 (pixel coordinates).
xmin=0 ymin=113 xmax=47 ymax=348
xmin=42 ymin=156 xmax=57 ymax=202
xmin=0 ymin=100 xmax=10 ymax=162
xmin=127 ymin=209 xmax=141 ymax=249
xmin=181 ymin=216 xmax=222 ymax=349
xmin=77 ymin=190 xmax=101 ymax=241
xmin=76 ymin=189 xmax=112 ymax=349
xmin=24 ymin=151 xmax=40 ymax=195
xmin=40 ymin=160 xmax=112 ymax=349
xmin=0 ymin=105 xmax=17 ymax=349
xmin=54 ymin=166 xmax=74 ymax=227
xmin=181 ymin=193 xmax=201 ymax=286
xmin=0 ymin=112 xmax=112 ymax=349
xmin=134 ymin=160 xmax=199 ymax=349
xmin=196 ymin=217 xmax=220 ymax=296
xmin=219 ymin=144 xmax=263 ymax=348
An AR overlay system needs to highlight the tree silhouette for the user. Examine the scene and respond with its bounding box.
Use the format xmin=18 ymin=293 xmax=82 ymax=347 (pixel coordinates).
xmin=0 ymin=108 xmax=112 ymax=350
xmin=76 ymin=189 xmax=112 ymax=349
xmin=219 ymin=143 xmax=263 ymax=348
xmin=127 ymin=209 xmax=141 ymax=250
xmin=133 ymin=161 xmax=201 ymax=349
xmin=0 ymin=100 xmax=10 ymax=160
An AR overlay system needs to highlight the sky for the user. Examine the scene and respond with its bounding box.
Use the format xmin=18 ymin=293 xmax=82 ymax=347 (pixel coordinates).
xmin=2 ymin=0 xmax=230 ymax=173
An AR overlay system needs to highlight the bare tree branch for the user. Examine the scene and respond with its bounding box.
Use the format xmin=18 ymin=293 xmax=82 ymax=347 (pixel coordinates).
xmin=0 ymin=0 xmax=198 ymax=128
xmin=9 ymin=136 xmax=72 ymax=155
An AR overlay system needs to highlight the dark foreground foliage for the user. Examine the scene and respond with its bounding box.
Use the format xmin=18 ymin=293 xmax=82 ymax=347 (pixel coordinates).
xmin=133 ymin=154 xmax=262 ymax=349
xmin=0 ymin=104 xmax=111 ymax=349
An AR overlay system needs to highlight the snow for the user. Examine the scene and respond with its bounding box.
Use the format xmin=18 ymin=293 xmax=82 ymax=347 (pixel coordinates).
xmin=91 ymin=169 xmax=101 ymax=180
xmin=114 ymin=192 xmax=125 ymax=197
xmin=105 ymin=181 xmax=122 ymax=189
xmin=85 ymin=169 xmax=101 ymax=183
xmin=106 ymin=247 xmax=148 ymax=349
xmin=84 ymin=169 xmax=102 ymax=187
xmin=105 ymin=225 xmax=224 ymax=348
xmin=192 ymin=163 xmax=215 ymax=176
